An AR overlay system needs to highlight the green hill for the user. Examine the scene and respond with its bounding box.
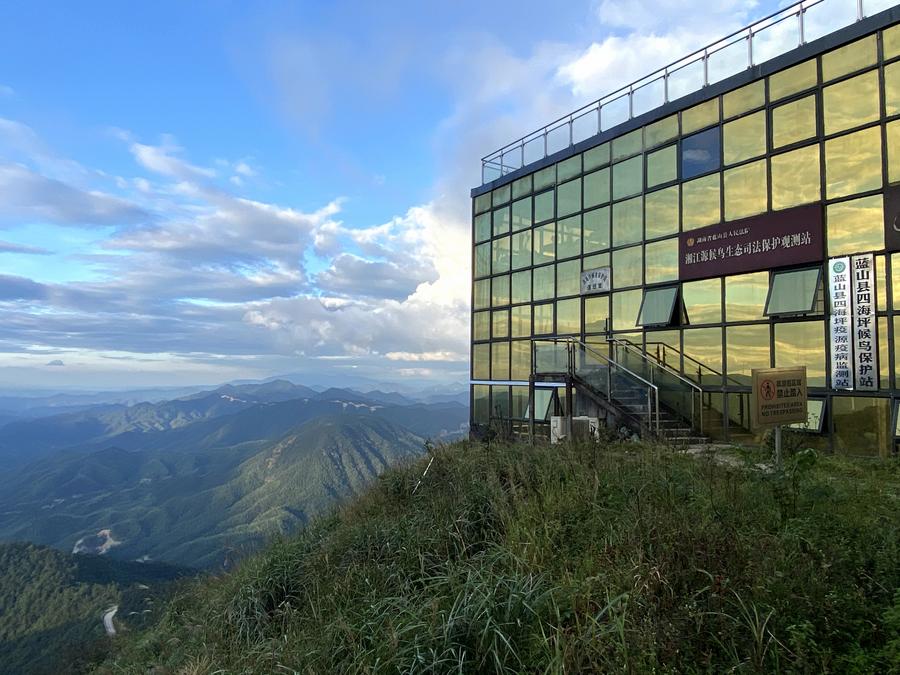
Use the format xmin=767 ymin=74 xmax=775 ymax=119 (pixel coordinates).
xmin=0 ymin=542 xmax=188 ymax=675
xmin=0 ymin=415 xmax=425 ymax=568
xmin=97 ymin=440 xmax=900 ymax=673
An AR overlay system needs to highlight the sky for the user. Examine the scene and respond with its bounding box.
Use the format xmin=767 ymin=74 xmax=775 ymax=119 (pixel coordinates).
xmin=0 ymin=0 xmax=863 ymax=391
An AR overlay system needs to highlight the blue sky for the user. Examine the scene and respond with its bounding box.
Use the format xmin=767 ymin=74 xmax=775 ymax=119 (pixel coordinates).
xmin=0 ymin=0 xmax=825 ymax=391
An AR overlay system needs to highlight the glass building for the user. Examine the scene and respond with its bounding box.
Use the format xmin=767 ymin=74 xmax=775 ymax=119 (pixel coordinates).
xmin=470 ymin=3 xmax=900 ymax=457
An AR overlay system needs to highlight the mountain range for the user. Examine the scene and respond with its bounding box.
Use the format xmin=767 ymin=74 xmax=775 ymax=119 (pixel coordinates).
xmin=0 ymin=380 xmax=468 ymax=569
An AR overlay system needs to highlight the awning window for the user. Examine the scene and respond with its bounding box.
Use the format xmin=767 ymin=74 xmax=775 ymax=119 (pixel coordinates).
xmin=787 ymin=399 xmax=825 ymax=433
xmin=765 ymin=267 xmax=823 ymax=316
xmin=638 ymin=286 xmax=679 ymax=327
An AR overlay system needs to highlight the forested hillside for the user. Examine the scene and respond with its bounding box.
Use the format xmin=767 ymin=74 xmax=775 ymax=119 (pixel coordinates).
xmin=0 ymin=542 xmax=187 ymax=675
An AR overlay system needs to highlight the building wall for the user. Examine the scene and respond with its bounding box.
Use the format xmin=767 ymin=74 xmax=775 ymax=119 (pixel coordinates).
xmin=470 ymin=19 xmax=900 ymax=457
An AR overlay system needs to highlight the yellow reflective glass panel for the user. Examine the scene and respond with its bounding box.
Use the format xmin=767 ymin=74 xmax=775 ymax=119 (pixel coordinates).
xmin=511 ymin=230 xmax=531 ymax=270
xmin=683 ymin=327 xmax=723 ymax=386
xmin=533 ymin=222 xmax=555 ymax=262
xmin=611 ymin=129 xmax=642 ymax=161
xmin=534 ymin=166 xmax=555 ymax=192
xmin=723 ymin=111 xmax=766 ymax=165
xmin=474 ymin=278 xmax=490 ymax=310
xmin=774 ymin=321 xmax=826 ymax=387
xmin=823 ymin=70 xmax=879 ymax=135
xmin=893 ymin=253 xmax=900 ymax=311
xmin=886 ymin=61 xmax=900 ymax=118
xmin=534 ymin=190 xmax=554 ymax=223
xmin=612 ymin=196 xmax=643 ymax=246
xmin=491 ymin=235 xmax=510 ymax=273
xmin=534 ymin=303 xmax=554 ymax=335
xmin=769 ymin=59 xmax=817 ymax=101
xmin=473 ymin=311 xmax=490 ymax=341
xmin=474 ymin=193 xmax=491 ymax=215
xmin=821 ymin=35 xmax=876 ymax=82
xmin=889 ymin=120 xmax=900 ymax=184
xmin=511 ymin=305 xmax=531 ymax=338
xmin=474 ymin=212 xmax=490 ymax=242
xmin=491 ymin=386 xmax=510 ymax=417
xmin=583 ymin=252 xmax=609 ymax=270
xmin=584 ymin=142 xmax=610 ymax=171
xmin=771 ymin=144 xmax=821 ymax=210
xmin=725 ymin=271 xmax=768 ymax=321
xmin=511 ymin=270 xmax=531 ymax=304
xmin=511 ymin=197 xmax=532 ymax=231
xmin=644 ymin=186 xmax=679 ymax=239
xmin=557 ymin=215 xmax=581 ymax=259
xmin=491 ymin=274 xmax=510 ymax=307
xmin=771 ymin=95 xmax=816 ymax=149
xmin=475 ymin=242 xmax=490 ymax=278
xmin=512 ymin=175 xmax=532 ymax=200
xmin=510 ymin=341 xmax=531 ymax=380
xmin=557 ymin=155 xmax=581 ymax=182
xmin=613 ymin=245 xmax=642 ymax=288
xmin=726 ymin=324 xmax=770 ymax=384
xmin=723 ymin=80 xmax=765 ymax=119
xmin=826 ymin=194 xmax=884 ymax=257
xmin=878 ymin=317 xmax=888 ymax=389
xmin=533 ymin=265 xmax=555 ymax=301
xmin=584 ymin=206 xmax=610 ymax=253
xmin=492 ymin=184 xmax=510 ymax=207
xmin=612 ymin=156 xmax=643 ymax=200
xmin=683 ymin=278 xmax=722 ymax=324
xmin=492 ymin=309 xmax=509 ymax=339
xmin=832 ymin=396 xmax=892 ymax=457
xmin=682 ymin=173 xmax=721 ymax=231
xmin=492 ymin=206 xmax=510 ymax=236
xmin=644 ymin=238 xmax=678 ymax=285
xmin=647 ymin=145 xmax=677 ymax=188
xmin=876 ymin=254 xmax=887 ymax=313
xmin=612 ymin=289 xmax=642 ymax=331
xmin=557 ymin=260 xmax=580 ymax=297
xmin=584 ymin=295 xmax=610 ymax=333
xmin=472 ymin=384 xmax=489 ymax=423
xmin=885 ymin=24 xmax=900 ymax=60
xmin=724 ymin=159 xmax=767 ymax=221
xmin=556 ymin=298 xmax=580 ymax=334
xmin=825 ymin=126 xmax=882 ymax=199
xmin=681 ymin=98 xmax=719 ymax=135
xmin=584 ymin=167 xmax=610 ymax=208
xmin=472 ymin=343 xmax=490 ymax=379
xmin=645 ymin=114 xmax=678 ymax=149
xmin=557 ymin=178 xmax=581 ymax=218
xmin=491 ymin=342 xmax=510 ymax=380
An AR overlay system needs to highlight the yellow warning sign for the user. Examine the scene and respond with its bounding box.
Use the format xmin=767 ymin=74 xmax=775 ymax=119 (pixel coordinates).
xmin=751 ymin=366 xmax=807 ymax=429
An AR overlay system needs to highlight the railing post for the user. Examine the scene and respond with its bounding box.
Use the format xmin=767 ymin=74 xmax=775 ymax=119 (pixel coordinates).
xmin=569 ymin=115 xmax=574 ymax=147
xmin=663 ymin=69 xmax=669 ymax=103
xmin=747 ymin=30 xmax=754 ymax=68
xmin=703 ymin=48 xmax=709 ymax=86
xmin=798 ymin=7 xmax=805 ymax=45
xmin=543 ymin=130 xmax=548 ymax=159
xmin=857 ymin=0 xmax=864 ymax=21
xmin=628 ymin=85 xmax=634 ymax=119
xmin=520 ymin=141 xmax=525 ymax=169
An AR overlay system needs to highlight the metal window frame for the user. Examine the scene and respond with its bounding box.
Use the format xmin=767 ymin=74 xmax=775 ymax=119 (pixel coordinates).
xmin=787 ymin=398 xmax=827 ymax=433
xmin=764 ymin=266 xmax=824 ymax=316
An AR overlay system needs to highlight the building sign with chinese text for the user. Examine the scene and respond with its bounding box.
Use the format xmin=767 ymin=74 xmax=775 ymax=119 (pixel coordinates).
xmin=852 ymin=254 xmax=878 ymax=391
xmin=678 ymin=204 xmax=824 ymax=281
xmin=751 ymin=366 xmax=808 ymax=429
xmin=829 ymin=257 xmax=854 ymax=390
xmin=580 ymin=266 xmax=610 ymax=295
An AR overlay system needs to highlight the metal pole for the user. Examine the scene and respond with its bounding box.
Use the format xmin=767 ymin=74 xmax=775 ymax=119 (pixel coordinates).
xmin=857 ymin=0 xmax=864 ymax=21
xmin=798 ymin=8 xmax=805 ymax=45
xmin=747 ymin=31 xmax=754 ymax=68
xmin=775 ymin=425 xmax=783 ymax=469
xmin=568 ymin=116 xmax=574 ymax=147
xmin=703 ymin=49 xmax=709 ymax=86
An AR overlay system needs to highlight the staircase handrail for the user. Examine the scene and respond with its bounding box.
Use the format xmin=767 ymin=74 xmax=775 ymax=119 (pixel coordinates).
xmin=608 ymin=338 xmax=703 ymax=395
xmin=531 ymin=337 xmax=660 ymax=434
xmin=643 ymin=340 xmax=746 ymax=389
xmin=608 ymin=337 xmax=703 ymax=434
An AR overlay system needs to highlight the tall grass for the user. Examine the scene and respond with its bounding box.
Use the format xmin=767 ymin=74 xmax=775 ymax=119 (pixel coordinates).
xmin=98 ymin=440 xmax=900 ymax=674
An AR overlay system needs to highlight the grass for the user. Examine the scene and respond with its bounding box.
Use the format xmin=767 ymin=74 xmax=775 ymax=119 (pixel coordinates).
xmin=97 ymin=438 xmax=900 ymax=674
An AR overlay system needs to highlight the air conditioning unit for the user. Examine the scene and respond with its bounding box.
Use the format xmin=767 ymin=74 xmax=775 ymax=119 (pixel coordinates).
xmin=550 ymin=416 xmax=569 ymax=444
xmin=572 ymin=416 xmax=601 ymax=441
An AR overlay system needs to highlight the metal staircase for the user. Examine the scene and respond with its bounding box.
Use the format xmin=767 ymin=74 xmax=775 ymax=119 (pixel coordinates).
xmin=529 ymin=338 xmax=710 ymax=446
